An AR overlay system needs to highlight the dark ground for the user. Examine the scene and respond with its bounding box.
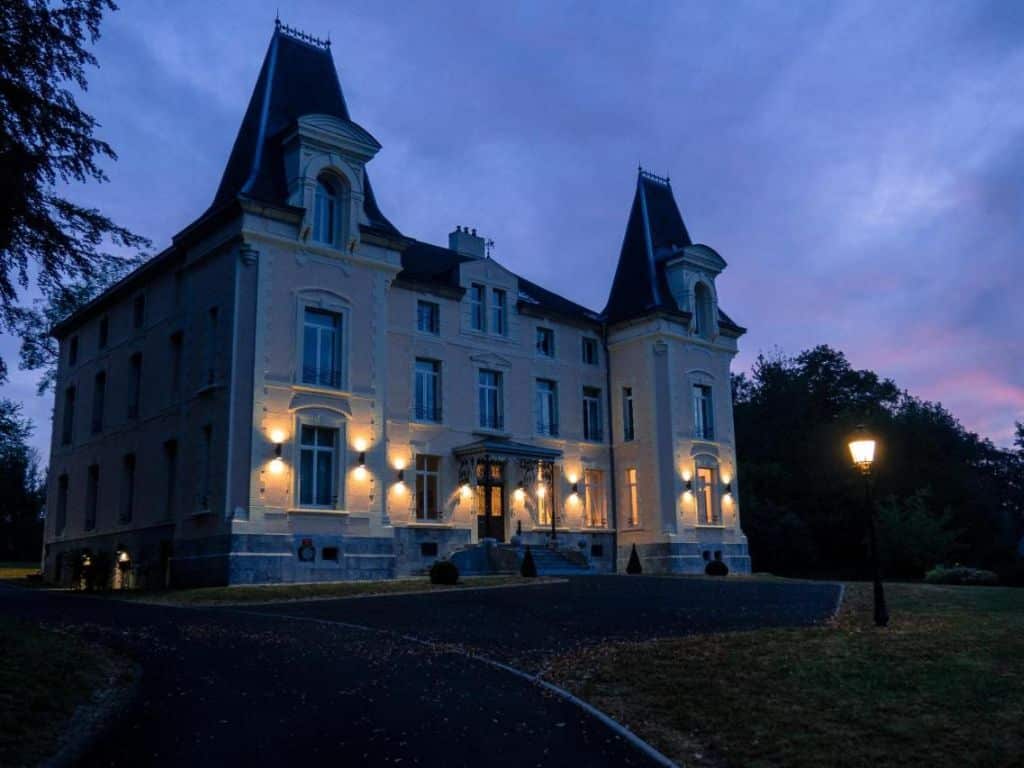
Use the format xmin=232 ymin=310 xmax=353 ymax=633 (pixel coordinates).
xmin=0 ymin=576 xmax=840 ymax=767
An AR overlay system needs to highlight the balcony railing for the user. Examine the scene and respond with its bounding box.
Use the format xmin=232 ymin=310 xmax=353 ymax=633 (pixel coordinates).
xmin=302 ymin=366 xmax=342 ymax=389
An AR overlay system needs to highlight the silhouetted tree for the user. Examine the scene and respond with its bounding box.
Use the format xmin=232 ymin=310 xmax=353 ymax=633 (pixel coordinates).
xmin=0 ymin=399 xmax=44 ymax=560
xmin=626 ymin=544 xmax=642 ymax=574
xmin=734 ymin=345 xmax=1021 ymax=579
xmin=0 ymin=0 xmax=149 ymax=380
xmin=520 ymin=546 xmax=537 ymax=578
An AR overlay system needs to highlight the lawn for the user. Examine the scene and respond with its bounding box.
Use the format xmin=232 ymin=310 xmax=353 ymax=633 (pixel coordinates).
xmin=119 ymin=574 xmax=558 ymax=605
xmin=0 ymin=618 xmax=135 ymax=767
xmin=547 ymin=581 xmax=1024 ymax=768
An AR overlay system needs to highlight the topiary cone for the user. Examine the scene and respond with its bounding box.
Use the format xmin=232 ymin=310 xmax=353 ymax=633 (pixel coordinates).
xmin=521 ymin=545 xmax=538 ymax=578
xmin=626 ymin=543 xmax=643 ymax=574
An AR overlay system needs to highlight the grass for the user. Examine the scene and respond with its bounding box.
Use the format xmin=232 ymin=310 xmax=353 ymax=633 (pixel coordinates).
xmin=0 ymin=618 xmax=134 ymax=767
xmin=547 ymin=582 xmax=1024 ymax=768
xmin=117 ymin=574 xmax=557 ymax=605
xmin=0 ymin=561 xmax=41 ymax=582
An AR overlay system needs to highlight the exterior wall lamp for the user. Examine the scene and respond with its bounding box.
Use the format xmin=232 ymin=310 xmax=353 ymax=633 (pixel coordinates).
xmin=684 ymin=479 xmax=693 ymax=493
xmin=396 ymin=468 xmax=405 ymax=484
xmin=357 ymin=451 xmax=366 ymax=469
xmin=571 ymin=481 xmax=580 ymax=496
xmin=513 ymin=481 xmax=525 ymax=502
xmin=723 ymin=481 xmax=732 ymax=495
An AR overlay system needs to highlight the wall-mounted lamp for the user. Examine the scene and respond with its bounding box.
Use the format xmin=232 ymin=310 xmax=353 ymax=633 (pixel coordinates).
xmin=269 ymin=439 xmax=285 ymax=475
xmin=357 ymin=451 xmax=366 ymax=469
xmin=514 ymin=481 xmax=525 ymax=502
xmin=684 ymin=479 xmax=693 ymax=493
xmin=396 ymin=468 xmax=405 ymax=484
xmin=571 ymin=481 xmax=580 ymax=496
xmin=723 ymin=481 xmax=733 ymax=495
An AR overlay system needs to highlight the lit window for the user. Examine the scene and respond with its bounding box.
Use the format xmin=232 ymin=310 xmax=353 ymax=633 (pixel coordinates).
xmin=303 ymin=308 xmax=343 ymax=388
xmin=415 ymin=455 xmax=441 ymax=520
xmin=536 ymin=379 xmax=558 ymax=436
xmin=583 ymin=386 xmax=602 ymax=441
xmin=313 ymin=177 xmax=340 ymax=245
xmin=693 ymin=384 xmax=714 ymax=440
xmin=491 ymin=288 xmax=507 ymax=335
xmin=626 ymin=467 xmax=639 ymax=527
xmin=536 ymin=327 xmax=555 ymax=357
xmin=582 ymin=337 xmax=598 ymax=365
xmin=696 ymin=465 xmax=720 ymax=525
xmin=478 ymin=369 xmax=503 ymax=430
xmin=622 ymin=387 xmax=635 ymax=442
xmin=414 ymin=359 xmax=441 ymax=422
xmin=470 ymin=284 xmax=486 ymax=331
xmin=417 ymin=300 xmax=440 ymax=334
xmin=299 ymin=426 xmax=337 ymax=507
xmin=584 ymin=469 xmax=606 ymax=527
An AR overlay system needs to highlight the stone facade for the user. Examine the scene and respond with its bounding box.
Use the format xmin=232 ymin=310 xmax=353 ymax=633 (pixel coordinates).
xmin=41 ymin=23 xmax=749 ymax=587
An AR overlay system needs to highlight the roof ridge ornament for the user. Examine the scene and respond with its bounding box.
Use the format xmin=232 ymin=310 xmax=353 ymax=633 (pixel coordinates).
xmin=275 ymin=17 xmax=331 ymax=49
xmin=637 ymin=166 xmax=671 ymax=186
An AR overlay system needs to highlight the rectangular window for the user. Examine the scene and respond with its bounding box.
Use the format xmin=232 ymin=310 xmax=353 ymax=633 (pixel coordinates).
xmin=626 ymin=467 xmax=639 ymax=527
xmin=120 ymin=454 xmax=136 ymax=524
xmin=537 ymin=484 xmax=552 ymax=526
xmin=170 ymin=331 xmax=183 ymax=397
xmin=536 ymin=327 xmax=554 ymax=357
xmin=622 ymin=387 xmax=635 ymax=442
xmin=470 ymin=284 xmax=486 ymax=331
xmin=56 ymin=474 xmax=68 ymax=535
xmin=414 ymin=359 xmax=441 ymax=422
xmin=132 ymin=294 xmax=146 ymax=329
xmin=478 ymin=369 xmax=503 ymax=430
xmin=128 ymin=353 xmax=142 ymax=419
xmin=584 ymin=469 xmax=606 ymax=527
xmin=91 ymin=371 xmax=106 ymax=434
xmin=62 ymin=386 xmax=75 ymax=445
xmin=199 ymin=425 xmax=212 ymax=510
xmin=68 ymin=336 xmax=78 ymax=366
xmin=582 ymin=337 xmax=598 ymax=365
xmin=696 ymin=466 xmax=720 ymax=525
xmin=98 ymin=315 xmax=109 ymax=349
xmin=535 ymin=379 xmax=558 ymax=436
xmin=302 ymin=308 xmax=343 ymax=388
xmin=415 ymin=454 xmax=440 ymax=520
xmin=204 ymin=306 xmax=219 ymax=385
xmin=583 ymin=386 xmax=603 ymax=441
xmin=163 ymin=440 xmax=178 ymax=520
xmin=491 ymin=288 xmax=507 ymax=335
xmin=85 ymin=464 xmax=99 ymax=531
xmin=299 ymin=426 xmax=337 ymax=507
xmin=416 ymin=300 xmax=440 ymax=334
xmin=693 ymin=384 xmax=714 ymax=440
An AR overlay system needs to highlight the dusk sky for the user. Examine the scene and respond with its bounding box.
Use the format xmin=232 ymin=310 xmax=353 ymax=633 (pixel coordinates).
xmin=2 ymin=0 xmax=1022 ymax=456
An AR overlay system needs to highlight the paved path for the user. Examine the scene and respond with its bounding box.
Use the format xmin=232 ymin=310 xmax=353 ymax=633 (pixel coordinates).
xmin=0 ymin=576 xmax=840 ymax=767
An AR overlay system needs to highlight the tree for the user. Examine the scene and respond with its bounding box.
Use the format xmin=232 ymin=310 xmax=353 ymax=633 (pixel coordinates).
xmin=0 ymin=399 xmax=44 ymax=560
xmin=0 ymin=0 xmax=149 ymax=380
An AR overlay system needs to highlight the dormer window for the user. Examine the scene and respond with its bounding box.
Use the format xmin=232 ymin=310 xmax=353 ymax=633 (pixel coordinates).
xmin=313 ymin=176 xmax=340 ymax=246
xmin=693 ymin=282 xmax=713 ymax=339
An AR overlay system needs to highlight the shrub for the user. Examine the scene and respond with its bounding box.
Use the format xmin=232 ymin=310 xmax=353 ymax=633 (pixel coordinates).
xmin=520 ymin=546 xmax=537 ymax=578
xmin=626 ymin=544 xmax=642 ymax=575
xmin=429 ymin=559 xmax=459 ymax=585
xmin=84 ymin=550 xmax=112 ymax=591
xmin=705 ymin=559 xmax=729 ymax=576
xmin=924 ymin=565 xmax=999 ymax=586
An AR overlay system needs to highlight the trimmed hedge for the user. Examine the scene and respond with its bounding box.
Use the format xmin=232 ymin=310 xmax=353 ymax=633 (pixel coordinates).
xmin=520 ymin=546 xmax=538 ymax=578
xmin=429 ymin=559 xmax=460 ymax=585
xmin=924 ymin=565 xmax=999 ymax=586
xmin=626 ymin=544 xmax=642 ymax=575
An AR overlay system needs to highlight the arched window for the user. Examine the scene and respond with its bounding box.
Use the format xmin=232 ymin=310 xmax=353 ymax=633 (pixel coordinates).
xmin=693 ymin=282 xmax=713 ymax=338
xmin=313 ymin=176 xmax=340 ymax=245
xmin=694 ymin=455 xmax=721 ymax=525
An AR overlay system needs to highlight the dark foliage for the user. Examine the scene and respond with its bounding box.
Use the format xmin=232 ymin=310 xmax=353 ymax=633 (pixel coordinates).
xmin=924 ymin=565 xmax=1000 ymax=586
xmin=0 ymin=399 xmax=44 ymax=560
xmin=705 ymin=559 xmax=729 ymax=577
xmin=84 ymin=549 xmax=111 ymax=591
xmin=626 ymin=543 xmax=642 ymax=574
xmin=520 ymin=545 xmax=537 ymax=577
xmin=429 ymin=559 xmax=459 ymax=585
xmin=734 ymin=346 xmax=1024 ymax=579
xmin=0 ymin=0 xmax=149 ymax=380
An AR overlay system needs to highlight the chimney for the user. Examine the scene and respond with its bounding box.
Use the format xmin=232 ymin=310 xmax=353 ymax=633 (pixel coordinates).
xmin=448 ymin=225 xmax=486 ymax=259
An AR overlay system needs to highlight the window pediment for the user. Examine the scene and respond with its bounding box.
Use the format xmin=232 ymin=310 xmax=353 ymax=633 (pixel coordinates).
xmin=470 ymin=352 xmax=513 ymax=368
xmin=294 ymin=114 xmax=381 ymax=161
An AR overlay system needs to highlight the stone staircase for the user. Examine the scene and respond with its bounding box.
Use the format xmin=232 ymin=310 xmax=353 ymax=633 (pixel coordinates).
xmin=509 ymin=544 xmax=594 ymax=576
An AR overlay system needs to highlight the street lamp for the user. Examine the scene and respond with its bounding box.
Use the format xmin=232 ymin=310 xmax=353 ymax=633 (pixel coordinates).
xmin=848 ymin=425 xmax=889 ymax=627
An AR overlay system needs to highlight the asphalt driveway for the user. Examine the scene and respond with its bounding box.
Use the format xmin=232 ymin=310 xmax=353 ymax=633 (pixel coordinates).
xmin=1 ymin=576 xmax=840 ymax=767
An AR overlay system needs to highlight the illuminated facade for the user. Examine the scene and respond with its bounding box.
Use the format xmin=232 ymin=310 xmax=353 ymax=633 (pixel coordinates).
xmin=41 ymin=23 xmax=749 ymax=586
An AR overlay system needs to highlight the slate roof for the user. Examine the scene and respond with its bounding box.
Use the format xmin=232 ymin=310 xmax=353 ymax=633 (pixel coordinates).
xmin=210 ymin=22 xmax=399 ymax=235
xmin=602 ymin=171 xmax=743 ymax=334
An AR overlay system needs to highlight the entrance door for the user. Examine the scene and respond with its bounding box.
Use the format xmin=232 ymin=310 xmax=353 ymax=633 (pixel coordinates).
xmin=475 ymin=460 xmax=506 ymax=541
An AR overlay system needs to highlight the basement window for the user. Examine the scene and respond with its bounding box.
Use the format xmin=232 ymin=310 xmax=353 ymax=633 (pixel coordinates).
xmin=321 ymin=546 xmax=339 ymax=562
xmin=420 ymin=542 xmax=439 ymax=558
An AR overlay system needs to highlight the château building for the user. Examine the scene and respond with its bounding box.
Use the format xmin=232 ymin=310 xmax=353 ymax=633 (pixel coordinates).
xmin=41 ymin=22 xmax=750 ymax=586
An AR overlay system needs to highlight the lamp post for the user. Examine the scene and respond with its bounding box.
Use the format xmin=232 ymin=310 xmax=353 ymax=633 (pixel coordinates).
xmin=848 ymin=426 xmax=889 ymax=627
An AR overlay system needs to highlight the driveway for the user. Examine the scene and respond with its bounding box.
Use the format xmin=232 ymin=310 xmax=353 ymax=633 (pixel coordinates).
xmin=0 ymin=576 xmax=840 ymax=767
